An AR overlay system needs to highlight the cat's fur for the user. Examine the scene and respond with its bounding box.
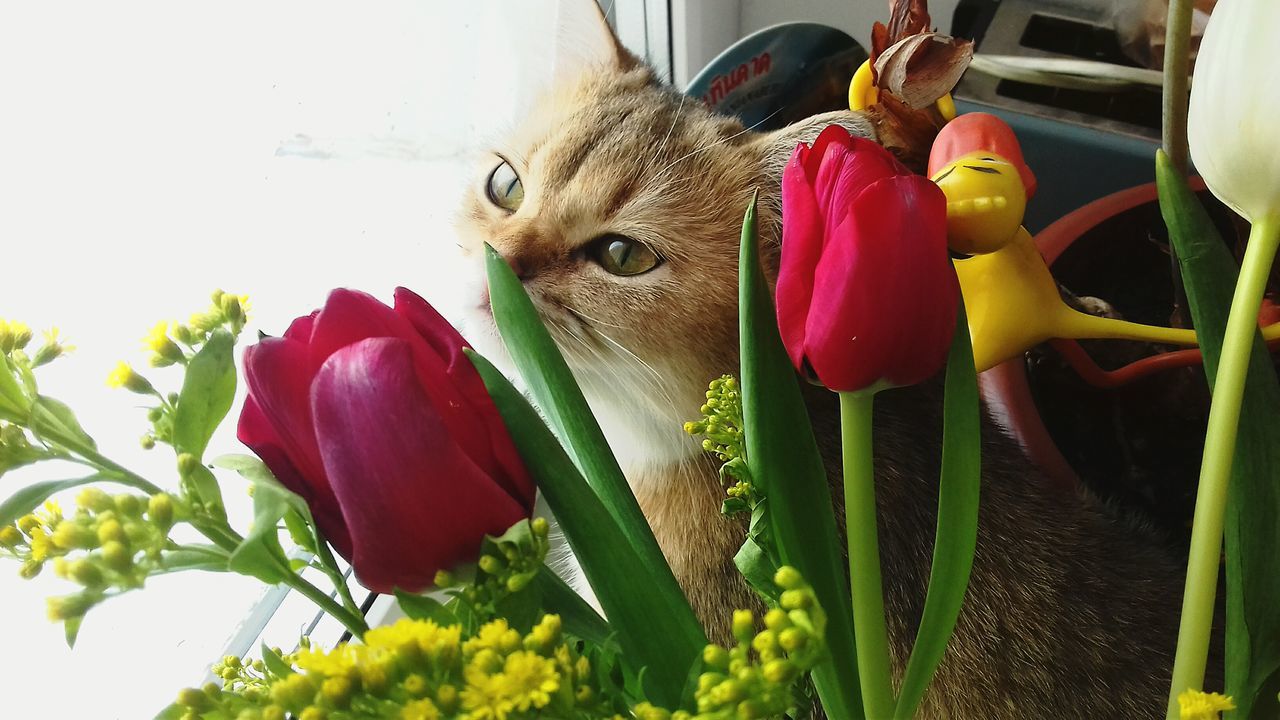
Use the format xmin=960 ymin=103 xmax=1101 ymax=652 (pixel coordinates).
xmin=452 ymin=6 xmax=1208 ymax=718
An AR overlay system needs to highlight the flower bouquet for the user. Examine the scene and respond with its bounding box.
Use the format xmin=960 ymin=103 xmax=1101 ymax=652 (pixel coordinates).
xmin=3 ymin=0 xmax=1280 ymax=719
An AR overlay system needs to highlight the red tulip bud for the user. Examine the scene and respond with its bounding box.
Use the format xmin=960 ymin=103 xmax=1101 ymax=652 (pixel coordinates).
xmin=238 ymin=288 xmax=534 ymax=593
xmin=776 ymin=125 xmax=959 ymax=392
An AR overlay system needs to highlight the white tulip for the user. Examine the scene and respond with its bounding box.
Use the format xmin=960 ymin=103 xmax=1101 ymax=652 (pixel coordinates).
xmin=1188 ymin=0 xmax=1280 ymax=222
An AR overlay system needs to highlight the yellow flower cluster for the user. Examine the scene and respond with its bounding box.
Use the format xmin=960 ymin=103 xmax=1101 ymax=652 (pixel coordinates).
xmin=1177 ymin=689 xmax=1235 ymax=720
xmin=189 ymin=289 xmax=252 ymax=338
xmin=442 ymin=518 xmax=552 ymax=616
xmin=102 ymin=291 xmax=249 ymax=452
xmin=175 ymin=565 xmax=826 ymax=720
xmin=1 ymin=488 xmax=180 ymax=628
xmin=176 ymin=614 xmax=630 ymax=720
xmin=684 ymin=376 xmax=756 ymax=513
xmin=0 ymin=318 xmax=71 ymax=368
xmin=686 ymin=566 xmax=826 ymax=719
xmin=0 ymin=318 xmax=34 ymax=355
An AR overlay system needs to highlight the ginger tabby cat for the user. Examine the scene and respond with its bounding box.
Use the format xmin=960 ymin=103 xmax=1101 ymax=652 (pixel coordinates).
xmin=450 ymin=3 xmax=1209 ymax=717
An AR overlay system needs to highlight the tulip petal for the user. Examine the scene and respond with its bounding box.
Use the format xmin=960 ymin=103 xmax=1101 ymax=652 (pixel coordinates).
xmin=778 ymin=130 xmax=910 ymax=374
xmin=241 ymin=339 xmax=351 ymax=556
xmin=307 ymin=289 xmax=408 ymax=371
xmin=777 ymin=144 xmax=825 ymax=369
xmin=805 ymin=175 xmax=957 ymax=391
xmin=311 ymin=337 xmax=531 ymax=593
xmin=1187 ymin=0 xmax=1280 ymax=222
xmin=813 ymin=136 xmax=903 ymax=244
xmin=309 ymin=289 xmax=511 ymax=491
xmin=393 ymin=287 xmax=535 ymax=509
xmin=283 ymin=312 xmax=318 ymax=343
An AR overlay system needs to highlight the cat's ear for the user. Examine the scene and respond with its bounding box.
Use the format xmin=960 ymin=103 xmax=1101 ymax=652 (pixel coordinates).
xmin=749 ymin=111 xmax=877 ymax=186
xmin=553 ymin=0 xmax=640 ymax=85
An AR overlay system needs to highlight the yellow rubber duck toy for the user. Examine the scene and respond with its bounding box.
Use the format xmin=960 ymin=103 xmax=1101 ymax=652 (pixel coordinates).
xmin=848 ymin=64 xmax=1279 ymax=373
xmin=923 ymin=112 xmax=1279 ymax=372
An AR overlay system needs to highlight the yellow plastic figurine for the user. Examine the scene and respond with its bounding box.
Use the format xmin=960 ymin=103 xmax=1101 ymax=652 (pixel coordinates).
xmin=924 ymin=113 xmax=1280 ymax=373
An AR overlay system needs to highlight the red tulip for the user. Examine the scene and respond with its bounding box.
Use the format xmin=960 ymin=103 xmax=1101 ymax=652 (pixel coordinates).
xmin=237 ymin=287 xmax=535 ymax=593
xmin=776 ymin=124 xmax=959 ymax=393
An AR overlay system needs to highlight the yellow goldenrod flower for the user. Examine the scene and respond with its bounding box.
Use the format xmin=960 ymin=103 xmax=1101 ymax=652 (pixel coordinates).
xmin=32 ymin=328 xmax=73 ymax=366
xmin=27 ymin=528 xmax=53 ymax=563
xmin=105 ymin=361 xmax=155 ymax=395
xmin=0 ymin=319 xmax=33 ymax=353
xmin=295 ymin=644 xmax=361 ymax=678
xmin=142 ymin=321 xmax=184 ymax=365
xmin=463 ymin=619 xmax=521 ymax=657
xmin=106 ymin=361 xmax=133 ymax=389
xmin=400 ymin=698 xmax=441 ymax=720
xmin=496 ymin=650 xmax=559 ymax=712
xmin=1178 ymin=689 xmax=1235 ymax=720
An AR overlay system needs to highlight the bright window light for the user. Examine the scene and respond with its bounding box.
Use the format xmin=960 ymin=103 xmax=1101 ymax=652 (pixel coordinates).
xmin=0 ymin=2 xmax=567 ymax=716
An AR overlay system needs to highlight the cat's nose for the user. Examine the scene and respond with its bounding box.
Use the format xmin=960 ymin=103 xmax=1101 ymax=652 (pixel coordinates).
xmin=497 ymin=251 xmax=531 ymax=280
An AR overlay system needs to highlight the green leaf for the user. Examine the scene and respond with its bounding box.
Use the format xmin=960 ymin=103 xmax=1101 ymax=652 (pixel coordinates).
xmin=0 ymin=356 xmax=29 ymax=420
xmin=158 ymin=546 xmax=230 ymax=574
xmin=721 ymin=497 xmax=750 ymax=516
xmin=394 ymin=590 xmax=460 ymax=626
xmin=468 ymin=349 xmax=706 ymax=708
xmin=213 ymin=454 xmax=311 ymax=518
xmin=736 ymin=194 xmax=864 ymax=719
xmin=532 ymin=565 xmax=614 ymax=650
xmin=1158 ymin=153 xmax=1280 ymax=719
xmin=182 ymin=462 xmax=227 ymax=522
xmin=733 ymin=536 xmax=781 ymax=605
xmin=0 ymin=474 xmax=110 ymax=525
xmin=283 ymin=509 xmax=318 ymax=554
xmin=227 ymin=475 xmax=297 ymax=584
xmin=173 ymin=329 xmax=236 ymax=460
xmin=214 ymin=454 xmax=337 ymax=578
xmin=482 ymin=244 xmax=679 ymax=589
xmin=29 ymin=396 xmax=97 ymax=455
xmin=260 ymin=643 xmax=294 ymax=679
xmin=894 ymin=302 xmax=982 ymax=720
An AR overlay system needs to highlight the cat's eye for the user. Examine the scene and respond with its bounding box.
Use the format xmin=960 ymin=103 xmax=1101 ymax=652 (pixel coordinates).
xmin=591 ymin=234 xmax=662 ymax=276
xmin=486 ymin=160 xmax=524 ymax=212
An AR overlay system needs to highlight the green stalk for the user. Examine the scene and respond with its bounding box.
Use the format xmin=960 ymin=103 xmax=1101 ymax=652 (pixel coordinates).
xmin=1162 ymin=0 xmax=1195 ymax=323
xmin=200 ymin=519 xmax=370 ymax=637
xmin=1165 ymin=218 xmax=1280 ymax=719
xmin=314 ymin=539 xmax=364 ymax=622
xmin=280 ymin=571 xmax=370 ymax=637
xmin=1161 ymin=0 xmax=1195 ymax=176
xmin=840 ymin=390 xmax=895 ymax=720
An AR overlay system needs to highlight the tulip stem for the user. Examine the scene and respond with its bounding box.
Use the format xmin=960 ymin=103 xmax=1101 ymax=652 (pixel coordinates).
xmin=840 ymin=390 xmax=895 ymax=720
xmin=1162 ymin=0 xmax=1195 ymax=176
xmin=1165 ymin=218 xmax=1280 ymax=719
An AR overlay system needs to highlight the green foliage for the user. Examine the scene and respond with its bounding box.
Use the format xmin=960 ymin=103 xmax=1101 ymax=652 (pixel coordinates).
xmin=1158 ymin=153 xmax=1280 ymax=719
xmin=172 ymin=329 xmax=237 ymax=461
xmin=469 ymin=349 xmax=707 ymax=708
xmin=893 ymin=303 xmax=983 ymax=719
xmin=482 ymin=244 xmax=687 ymax=596
xmin=736 ymin=194 xmax=863 ymax=719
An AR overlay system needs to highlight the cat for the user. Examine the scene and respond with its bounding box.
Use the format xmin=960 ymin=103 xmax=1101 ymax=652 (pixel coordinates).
xmin=449 ymin=3 xmax=1210 ymax=718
